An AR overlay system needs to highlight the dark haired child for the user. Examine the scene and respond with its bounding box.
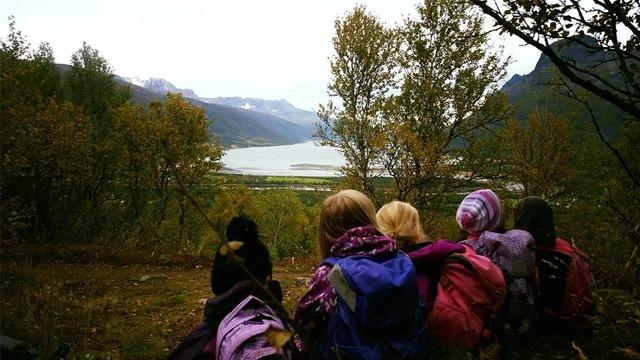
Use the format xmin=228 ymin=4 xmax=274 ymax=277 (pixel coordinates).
xmin=514 ymin=196 xmax=593 ymax=327
xmin=168 ymin=215 xmax=292 ymax=360
xmin=211 ymin=214 xmax=281 ymax=300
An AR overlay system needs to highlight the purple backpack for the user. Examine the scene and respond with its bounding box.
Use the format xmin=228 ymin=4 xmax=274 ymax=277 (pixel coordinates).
xmin=216 ymin=295 xmax=293 ymax=360
xmin=462 ymin=230 xmax=537 ymax=335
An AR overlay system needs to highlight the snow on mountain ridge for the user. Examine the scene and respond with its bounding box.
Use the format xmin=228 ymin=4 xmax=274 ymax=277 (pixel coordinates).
xmin=201 ymin=96 xmax=320 ymax=125
xmin=204 ymin=97 xmax=300 ymax=114
xmin=118 ymin=77 xmax=317 ymax=125
xmin=119 ymin=76 xmax=198 ymax=98
xmin=120 ymin=76 xmax=145 ymax=87
xmin=142 ymin=78 xmax=178 ymax=94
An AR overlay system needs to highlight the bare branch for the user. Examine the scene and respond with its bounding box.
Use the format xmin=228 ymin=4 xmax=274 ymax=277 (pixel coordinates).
xmin=561 ymin=81 xmax=640 ymax=188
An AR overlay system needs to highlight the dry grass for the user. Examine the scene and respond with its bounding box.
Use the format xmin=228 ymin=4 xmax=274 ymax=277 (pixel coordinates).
xmin=1 ymin=246 xmax=639 ymax=359
xmin=0 ymin=252 xmax=313 ymax=359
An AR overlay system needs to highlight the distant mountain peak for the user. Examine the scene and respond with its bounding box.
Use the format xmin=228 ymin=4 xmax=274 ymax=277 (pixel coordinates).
xmin=118 ymin=76 xmax=198 ymax=98
xmin=142 ymin=78 xmax=178 ymax=93
xmin=200 ymin=96 xmax=319 ymax=125
xmin=533 ymin=35 xmax=605 ymax=72
xmin=204 ymin=96 xmax=299 ymax=113
xmin=499 ymin=35 xmax=627 ymax=140
xmin=119 ymin=75 xmax=319 ymax=137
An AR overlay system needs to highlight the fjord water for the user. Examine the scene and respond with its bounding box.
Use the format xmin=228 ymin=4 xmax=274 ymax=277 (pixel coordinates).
xmin=221 ymin=141 xmax=346 ymax=177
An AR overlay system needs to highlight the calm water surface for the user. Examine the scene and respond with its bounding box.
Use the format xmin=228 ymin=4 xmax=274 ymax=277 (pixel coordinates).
xmin=221 ymin=141 xmax=345 ymax=177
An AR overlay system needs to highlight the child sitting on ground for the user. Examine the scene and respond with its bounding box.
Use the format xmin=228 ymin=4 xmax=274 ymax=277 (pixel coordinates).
xmin=169 ymin=214 xmax=294 ymax=360
xmin=294 ymin=190 xmax=427 ymax=359
xmin=376 ymin=201 xmax=465 ymax=314
xmin=456 ymin=189 xmax=536 ymax=336
xmin=377 ymin=201 xmax=505 ymax=349
xmin=513 ymin=196 xmax=593 ymax=328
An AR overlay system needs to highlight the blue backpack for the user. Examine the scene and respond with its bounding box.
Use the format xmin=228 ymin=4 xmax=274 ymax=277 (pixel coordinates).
xmin=318 ymin=253 xmax=428 ymax=360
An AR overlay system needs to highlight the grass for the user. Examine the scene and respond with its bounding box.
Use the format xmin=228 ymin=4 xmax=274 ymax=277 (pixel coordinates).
xmin=0 ymin=245 xmax=315 ymax=359
xmin=263 ymin=176 xmax=334 ymax=185
xmin=1 ymin=245 xmax=639 ymax=359
xmin=0 ymin=257 xmax=210 ymax=358
xmin=213 ymin=173 xmax=337 ymax=188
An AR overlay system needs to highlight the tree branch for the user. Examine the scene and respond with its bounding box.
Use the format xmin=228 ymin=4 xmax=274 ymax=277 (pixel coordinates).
xmin=561 ymin=81 xmax=640 ymax=188
xmin=470 ymin=0 xmax=640 ymax=121
xmin=161 ymin=142 xmax=316 ymax=357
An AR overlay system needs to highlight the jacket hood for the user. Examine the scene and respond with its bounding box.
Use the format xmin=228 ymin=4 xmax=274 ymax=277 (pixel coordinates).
xmin=329 ymin=225 xmax=397 ymax=258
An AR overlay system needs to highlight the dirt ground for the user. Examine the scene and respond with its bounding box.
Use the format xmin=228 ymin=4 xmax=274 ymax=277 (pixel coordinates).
xmin=0 ymin=257 xmax=311 ymax=359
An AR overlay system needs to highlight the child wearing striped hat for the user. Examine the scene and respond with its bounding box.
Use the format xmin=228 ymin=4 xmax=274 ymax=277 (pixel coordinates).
xmin=456 ymin=189 xmax=505 ymax=239
xmin=456 ymin=189 xmax=537 ymax=336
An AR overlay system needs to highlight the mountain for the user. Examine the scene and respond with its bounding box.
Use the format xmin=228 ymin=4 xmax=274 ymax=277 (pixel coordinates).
xmin=201 ymin=97 xmax=319 ymax=125
xmin=500 ymin=35 xmax=634 ymax=139
xmin=115 ymin=77 xmax=316 ymax=147
xmin=200 ymin=96 xmax=320 ymax=136
xmin=118 ymin=76 xmax=199 ymax=99
xmin=121 ymin=81 xmax=311 ymax=147
xmin=120 ymin=77 xmax=320 ymax=127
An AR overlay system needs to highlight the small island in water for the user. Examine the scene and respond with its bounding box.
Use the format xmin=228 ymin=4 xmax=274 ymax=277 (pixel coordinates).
xmin=290 ymin=163 xmax=341 ymax=171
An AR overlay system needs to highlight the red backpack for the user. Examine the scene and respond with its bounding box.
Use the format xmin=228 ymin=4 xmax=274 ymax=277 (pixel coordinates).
xmin=536 ymin=238 xmax=594 ymax=327
xmin=427 ymin=245 xmax=506 ymax=349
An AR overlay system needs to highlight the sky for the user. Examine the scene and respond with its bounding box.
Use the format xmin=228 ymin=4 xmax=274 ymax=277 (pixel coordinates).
xmin=1 ymin=0 xmax=541 ymax=111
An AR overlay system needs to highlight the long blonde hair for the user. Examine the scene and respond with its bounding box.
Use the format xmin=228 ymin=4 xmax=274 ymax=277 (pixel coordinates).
xmin=317 ymin=189 xmax=378 ymax=259
xmin=377 ymin=201 xmax=428 ymax=247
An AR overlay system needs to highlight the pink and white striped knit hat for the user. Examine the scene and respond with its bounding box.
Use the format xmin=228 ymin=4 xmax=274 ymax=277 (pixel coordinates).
xmin=456 ymin=189 xmax=504 ymax=234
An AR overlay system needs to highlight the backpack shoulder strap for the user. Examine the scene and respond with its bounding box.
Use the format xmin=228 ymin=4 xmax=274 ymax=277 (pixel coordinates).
xmin=328 ymin=263 xmax=357 ymax=312
xmin=321 ymin=256 xmax=340 ymax=267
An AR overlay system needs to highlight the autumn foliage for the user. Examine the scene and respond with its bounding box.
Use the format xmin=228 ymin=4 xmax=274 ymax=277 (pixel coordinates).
xmin=0 ymin=18 xmax=222 ymax=249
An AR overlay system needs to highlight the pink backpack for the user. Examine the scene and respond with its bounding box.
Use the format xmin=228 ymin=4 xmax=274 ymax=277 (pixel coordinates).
xmin=427 ymin=246 xmax=506 ymax=349
xmin=537 ymin=238 xmax=594 ymax=327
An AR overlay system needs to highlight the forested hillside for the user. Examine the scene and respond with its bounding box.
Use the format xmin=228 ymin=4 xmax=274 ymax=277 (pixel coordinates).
xmin=118 ymin=77 xmax=316 ymax=147
xmin=501 ymin=35 xmax=636 ymax=140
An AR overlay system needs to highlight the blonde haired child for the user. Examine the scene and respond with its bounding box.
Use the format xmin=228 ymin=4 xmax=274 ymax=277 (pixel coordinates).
xmin=377 ymin=200 xmax=465 ymax=310
xmin=377 ymin=200 xmax=428 ymax=248
xmin=294 ymin=190 xmax=425 ymax=356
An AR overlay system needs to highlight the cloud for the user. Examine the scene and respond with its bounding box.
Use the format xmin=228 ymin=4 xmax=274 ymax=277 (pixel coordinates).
xmin=1 ymin=0 xmax=539 ymax=110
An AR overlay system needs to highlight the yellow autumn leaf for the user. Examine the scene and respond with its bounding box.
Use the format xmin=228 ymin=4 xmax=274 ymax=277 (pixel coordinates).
xmin=265 ymin=327 xmax=293 ymax=350
xmin=616 ymin=348 xmax=640 ymax=360
xmin=218 ymin=241 xmax=244 ymax=255
xmin=572 ymin=342 xmax=589 ymax=360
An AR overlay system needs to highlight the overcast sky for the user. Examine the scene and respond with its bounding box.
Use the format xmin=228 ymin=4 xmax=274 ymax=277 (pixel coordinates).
xmin=1 ymin=0 xmax=541 ymax=111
